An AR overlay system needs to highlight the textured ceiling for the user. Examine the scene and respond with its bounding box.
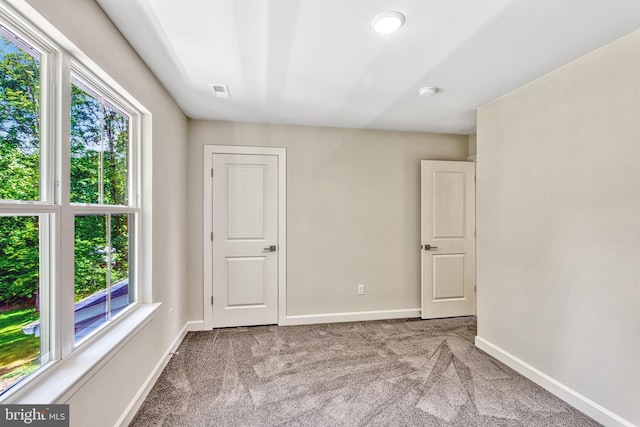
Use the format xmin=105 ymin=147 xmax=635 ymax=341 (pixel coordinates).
xmin=97 ymin=0 xmax=640 ymax=134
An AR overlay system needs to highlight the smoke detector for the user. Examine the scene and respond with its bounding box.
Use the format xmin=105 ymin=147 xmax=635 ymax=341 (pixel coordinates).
xmin=209 ymin=84 xmax=230 ymax=99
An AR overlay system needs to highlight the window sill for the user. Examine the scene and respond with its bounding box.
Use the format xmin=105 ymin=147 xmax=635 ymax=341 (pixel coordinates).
xmin=4 ymin=303 xmax=160 ymax=404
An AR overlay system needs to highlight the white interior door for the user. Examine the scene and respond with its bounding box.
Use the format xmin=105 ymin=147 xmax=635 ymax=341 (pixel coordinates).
xmin=209 ymin=153 xmax=279 ymax=328
xmin=421 ymin=160 xmax=476 ymax=319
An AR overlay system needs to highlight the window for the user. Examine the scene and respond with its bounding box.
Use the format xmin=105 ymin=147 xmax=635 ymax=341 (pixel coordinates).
xmin=74 ymin=213 xmax=133 ymax=342
xmin=0 ymin=23 xmax=49 ymax=396
xmin=70 ymin=74 xmax=137 ymax=343
xmin=0 ymin=10 xmax=142 ymax=397
xmin=0 ymin=215 xmax=46 ymax=391
xmin=0 ymin=26 xmax=40 ymax=202
xmin=70 ymin=77 xmax=130 ymax=206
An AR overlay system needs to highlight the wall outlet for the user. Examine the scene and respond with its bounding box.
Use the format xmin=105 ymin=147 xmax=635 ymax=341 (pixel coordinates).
xmin=357 ymin=284 xmax=365 ymax=295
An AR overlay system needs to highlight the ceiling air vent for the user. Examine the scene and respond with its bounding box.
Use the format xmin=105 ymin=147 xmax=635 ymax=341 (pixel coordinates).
xmin=209 ymin=84 xmax=230 ymax=99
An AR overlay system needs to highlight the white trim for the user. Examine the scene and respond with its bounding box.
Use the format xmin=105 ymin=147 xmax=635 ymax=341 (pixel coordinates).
xmin=5 ymin=304 xmax=159 ymax=404
xmin=467 ymin=154 xmax=477 ymax=162
xmin=475 ymin=336 xmax=635 ymax=427
xmin=115 ymin=319 xmax=202 ymax=427
xmin=185 ymin=320 xmax=204 ymax=332
xmin=203 ymin=145 xmax=287 ymax=329
xmin=284 ymin=308 xmax=421 ymax=326
xmin=4 ymin=0 xmax=150 ymax=115
xmin=277 ymin=150 xmax=287 ymax=326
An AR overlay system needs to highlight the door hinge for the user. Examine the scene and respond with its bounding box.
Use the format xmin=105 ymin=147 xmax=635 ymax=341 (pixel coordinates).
xmin=474 ymin=284 xmax=477 ymax=293
xmin=211 ymin=168 xmax=214 ymax=177
xmin=210 ymin=232 xmax=213 ymax=241
xmin=211 ymin=296 xmax=214 ymax=305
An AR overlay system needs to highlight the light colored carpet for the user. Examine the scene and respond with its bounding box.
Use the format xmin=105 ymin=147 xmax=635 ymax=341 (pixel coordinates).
xmin=130 ymin=317 xmax=599 ymax=426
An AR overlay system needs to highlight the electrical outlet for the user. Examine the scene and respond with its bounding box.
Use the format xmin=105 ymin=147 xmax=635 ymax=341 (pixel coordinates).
xmin=357 ymin=284 xmax=365 ymax=295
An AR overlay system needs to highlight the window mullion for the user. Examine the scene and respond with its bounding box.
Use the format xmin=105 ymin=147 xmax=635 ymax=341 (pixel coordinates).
xmin=40 ymin=43 xmax=51 ymax=204
xmin=57 ymin=53 xmax=75 ymax=359
xmin=40 ymin=45 xmax=61 ymax=367
xmin=129 ymin=112 xmax=138 ymax=208
xmin=99 ymin=99 xmax=104 ymax=205
xmin=39 ymin=45 xmax=61 ymax=365
xmin=70 ymin=205 xmax=138 ymax=215
xmin=38 ymin=214 xmax=51 ymax=366
xmin=105 ymin=214 xmax=112 ymax=320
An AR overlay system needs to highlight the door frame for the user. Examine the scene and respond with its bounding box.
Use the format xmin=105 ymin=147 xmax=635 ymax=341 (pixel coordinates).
xmin=203 ymin=145 xmax=287 ymax=329
xmin=420 ymin=160 xmax=476 ymax=319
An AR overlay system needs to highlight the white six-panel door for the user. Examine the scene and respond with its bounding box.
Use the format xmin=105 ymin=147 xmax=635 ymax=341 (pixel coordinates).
xmin=421 ymin=160 xmax=476 ymax=319
xmin=205 ymin=150 xmax=282 ymax=328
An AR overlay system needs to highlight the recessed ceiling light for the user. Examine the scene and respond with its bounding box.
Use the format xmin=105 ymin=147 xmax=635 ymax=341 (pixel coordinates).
xmin=418 ymin=86 xmax=439 ymax=97
xmin=371 ymin=11 xmax=405 ymax=34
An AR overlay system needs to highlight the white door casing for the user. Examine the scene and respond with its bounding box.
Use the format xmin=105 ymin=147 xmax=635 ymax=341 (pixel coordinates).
xmin=203 ymin=146 xmax=286 ymax=329
xmin=421 ymin=160 xmax=476 ymax=319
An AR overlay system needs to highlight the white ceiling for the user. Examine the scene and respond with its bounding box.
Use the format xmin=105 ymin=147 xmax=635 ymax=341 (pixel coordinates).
xmin=96 ymin=0 xmax=640 ymax=134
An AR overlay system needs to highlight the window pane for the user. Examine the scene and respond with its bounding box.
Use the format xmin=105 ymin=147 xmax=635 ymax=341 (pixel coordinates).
xmin=102 ymin=103 xmax=128 ymax=206
xmin=0 ymin=30 xmax=40 ymax=201
xmin=70 ymin=84 xmax=101 ymax=204
xmin=0 ymin=216 xmax=42 ymax=394
xmin=70 ymin=81 xmax=129 ymax=205
xmin=74 ymin=214 xmax=131 ymax=343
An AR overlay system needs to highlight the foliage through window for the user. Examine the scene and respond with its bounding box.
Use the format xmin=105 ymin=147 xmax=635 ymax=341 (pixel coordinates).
xmin=74 ymin=213 xmax=132 ymax=342
xmin=0 ymin=16 xmax=141 ymax=397
xmin=0 ymin=29 xmax=40 ymax=202
xmin=0 ymin=26 xmax=43 ymax=394
xmin=0 ymin=216 xmax=41 ymax=392
xmin=71 ymin=79 xmax=129 ymax=206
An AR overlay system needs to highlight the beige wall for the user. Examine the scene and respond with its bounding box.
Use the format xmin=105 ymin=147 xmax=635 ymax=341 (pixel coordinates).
xmin=477 ymin=29 xmax=640 ymax=425
xmin=468 ymin=134 xmax=477 ymax=156
xmin=24 ymin=0 xmax=189 ymax=425
xmin=188 ymin=121 xmax=468 ymax=318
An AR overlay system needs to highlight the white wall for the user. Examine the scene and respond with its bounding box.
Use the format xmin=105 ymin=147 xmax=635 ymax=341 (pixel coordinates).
xmin=23 ymin=0 xmax=189 ymax=425
xmin=188 ymin=120 xmax=468 ymax=320
xmin=477 ymin=29 xmax=640 ymax=425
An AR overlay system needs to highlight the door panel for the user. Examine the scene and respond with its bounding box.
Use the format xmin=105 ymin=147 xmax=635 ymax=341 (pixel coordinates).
xmin=226 ymin=257 xmax=267 ymax=307
xmin=421 ymin=160 xmax=476 ymax=319
xmin=227 ymin=165 xmax=267 ymax=239
xmin=211 ymin=154 xmax=278 ymax=327
xmin=432 ymin=254 xmax=465 ymax=300
xmin=433 ymin=171 xmax=465 ymax=238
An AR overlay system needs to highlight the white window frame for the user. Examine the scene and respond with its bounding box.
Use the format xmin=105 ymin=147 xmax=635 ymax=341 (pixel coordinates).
xmin=0 ymin=1 xmax=153 ymax=403
xmin=67 ymin=64 xmax=141 ymax=349
xmin=0 ymin=3 xmax=59 ymax=385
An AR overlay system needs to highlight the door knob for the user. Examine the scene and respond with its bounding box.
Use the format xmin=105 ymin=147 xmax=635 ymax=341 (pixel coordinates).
xmin=263 ymin=245 xmax=277 ymax=252
xmin=421 ymin=244 xmax=438 ymax=250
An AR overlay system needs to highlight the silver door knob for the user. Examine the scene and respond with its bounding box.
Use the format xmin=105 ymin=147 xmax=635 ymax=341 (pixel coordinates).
xmin=263 ymin=245 xmax=277 ymax=252
xmin=421 ymin=244 xmax=438 ymax=250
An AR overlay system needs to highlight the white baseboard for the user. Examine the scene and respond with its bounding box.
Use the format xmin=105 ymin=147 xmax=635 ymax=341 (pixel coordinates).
xmin=475 ymin=336 xmax=634 ymax=427
xmin=186 ymin=320 xmax=204 ymax=332
xmin=115 ymin=320 xmax=201 ymax=426
xmin=284 ymin=308 xmax=421 ymax=326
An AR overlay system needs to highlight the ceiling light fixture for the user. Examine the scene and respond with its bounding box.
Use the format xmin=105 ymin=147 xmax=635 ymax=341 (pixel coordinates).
xmin=418 ymin=86 xmax=439 ymax=97
xmin=371 ymin=11 xmax=405 ymax=34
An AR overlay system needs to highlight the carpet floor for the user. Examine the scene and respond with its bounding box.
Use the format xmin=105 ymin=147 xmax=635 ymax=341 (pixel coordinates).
xmin=130 ymin=317 xmax=599 ymax=426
